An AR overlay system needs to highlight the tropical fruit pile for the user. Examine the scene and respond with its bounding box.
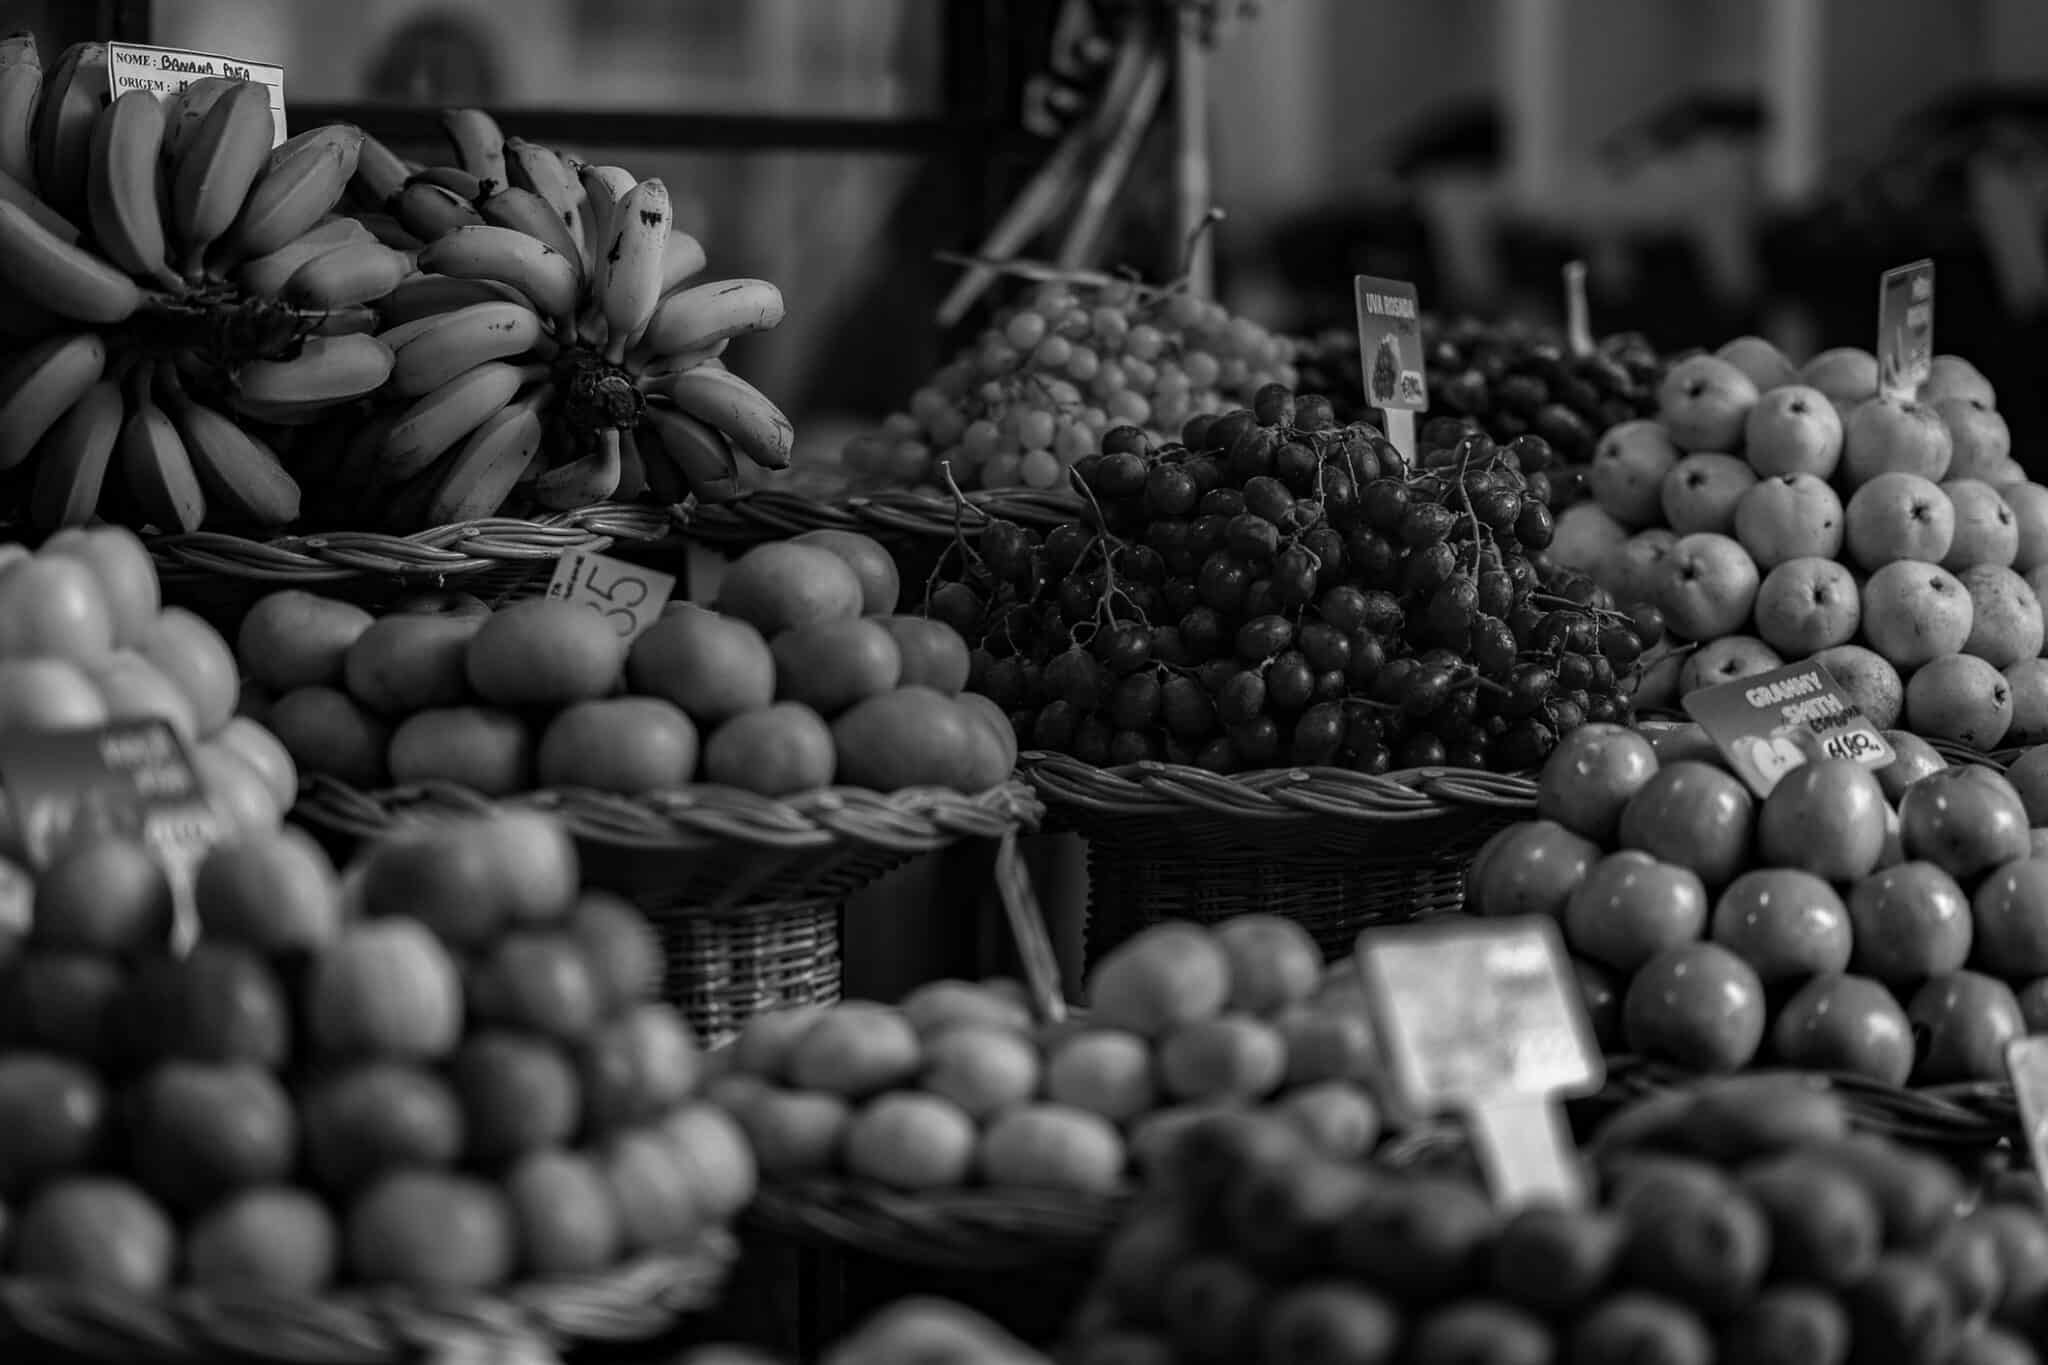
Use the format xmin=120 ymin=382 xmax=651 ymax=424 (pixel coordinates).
xmin=843 ymin=278 xmax=1299 ymax=493
xmin=705 ymin=918 xmax=1389 ymax=1196
xmin=674 ymin=1300 xmax=1053 ymax=1365
xmin=1558 ymin=335 xmax=2046 ymax=750
xmin=0 ymin=809 xmax=752 ymax=1295
xmin=239 ymin=532 xmax=1012 ymax=798
xmin=1065 ymin=1075 xmax=2048 ymax=1363
xmin=926 ymin=384 xmax=1645 ymax=776
xmin=1471 ymin=721 xmax=2048 ymax=1086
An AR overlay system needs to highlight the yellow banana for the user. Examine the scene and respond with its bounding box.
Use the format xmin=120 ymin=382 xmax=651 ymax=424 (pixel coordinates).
xmin=308 ymin=304 xmax=379 ymax=337
xmin=351 ymin=132 xmax=410 ymax=208
xmin=427 ymin=385 xmax=550 ymax=523
xmin=478 ymin=187 xmax=584 ymax=286
xmin=226 ymin=122 xmax=363 ymax=262
xmin=381 ymin=359 xmax=538 ymax=479
xmin=646 ymin=366 xmax=793 ymax=471
xmin=440 ymin=108 xmax=506 ymax=191
xmin=234 ymin=332 xmax=395 ymax=406
xmin=661 ymin=229 xmax=708 ymax=296
xmin=574 ymin=162 xmax=635 ymax=286
xmin=642 ymin=402 xmax=742 ymax=502
xmin=408 ymin=164 xmax=483 ymax=201
xmin=120 ymin=365 xmax=206 ymax=531
xmin=390 ymin=299 xmax=546 ymax=398
xmin=30 ymin=42 xmax=107 ymax=218
xmin=29 ymin=373 xmax=122 ymax=529
xmin=86 ymin=90 xmax=181 ymax=292
xmin=374 ymin=312 xmax=454 ymax=352
xmin=355 ymin=211 xmax=422 ymax=251
xmin=378 ymin=270 xmax=524 ymax=325
xmin=0 ymin=199 xmax=145 ymax=323
xmin=503 ymin=138 xmax=586 ymax=267
xmin=613 ymin=421 xmax=648 ymax=502
xmin=391 ymin=180 xmax=483 ymax=242
xmin=631 ymin=425 xmax=689 ymax=504
xmin=0 ymin=330 xmax=105 ymax=469
xmin=635 ymin=338 xmax=729 ymax=379
xmin=416 ymin=223 xmax=579 ymax=327
xmin=0 ymin=33 xmax=41 ymax=194
xmin=160 ymin=77 xmax=237 ymax=168
xmin=0 ymin=164 xmax=79 ymax=242
xmin=167 ymin=387 xmax=301 ymax=526
xmin=534 ymin=427 xmax=622 ymax=510
xmin=282 ymin=239 xmax=408 ymax=309
xmin=636 ymin=278 xmax=785 ymax=358
xmin=168 ymin=80 xmax=274 ymax=276
xmin=234 ymin=215 xmax=370 ymax=297
xmin=598 ymin=178 xmax=670 ymax=361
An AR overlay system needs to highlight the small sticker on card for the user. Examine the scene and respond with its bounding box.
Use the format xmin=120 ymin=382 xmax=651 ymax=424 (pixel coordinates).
xmin=545 ymin=549 xmax=676 ymax=643
xmin=108 ymin=42 xmax=287 ymax=146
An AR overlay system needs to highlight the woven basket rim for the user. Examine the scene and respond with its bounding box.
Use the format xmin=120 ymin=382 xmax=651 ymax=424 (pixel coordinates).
xmin=676 ymin=486 xmax=1085 ymax=548
xmin=1018 ymin=749 xmax=1539 ymax=823
xmin=745 ymin=1178 xmax=1124 ymax=1269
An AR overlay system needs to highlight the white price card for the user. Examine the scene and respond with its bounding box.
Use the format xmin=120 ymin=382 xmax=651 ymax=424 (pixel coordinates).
xmin=1876 ymin=258 xmax=1934 ymax=401
xmin=107 ymin=42 xmax=287 ymax=146
xmin=1353 ymin=273 xmax=1426 ymax=466
xmin=545 ymin=550 xmax=675 ymax=644
xmin=1356 ymin=916 xmax=1603 ymax=1210
xmin=2008 ymin=1036 xmax=2048 ymax=1179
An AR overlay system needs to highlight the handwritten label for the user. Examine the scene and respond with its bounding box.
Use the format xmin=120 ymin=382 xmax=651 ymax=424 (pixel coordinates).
xmin=1877 ymin=258 xmax=1935 ymax=400
xmin=1354 ymin=274 xmax=1425 ymax=468
xmin=1683 ymin=659 xmax=1894 ymax=797
xmin=2009 ymin=1036 xmax=2048 ymax=1179
xmin=993 ymin=831 xmax=1066 ymax=1026
xmin=1356 ymin=917 xmax=1601 ymax=1209
xmin=108 ymin=43 xmax=287 ymax=146
xmin=545 ymin=550 xmax=675 ymax=643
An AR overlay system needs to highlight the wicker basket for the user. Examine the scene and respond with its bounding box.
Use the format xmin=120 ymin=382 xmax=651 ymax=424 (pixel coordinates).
xmin=291 ymin=776 xmax=1044 ymax=1047
xmin=0 ymin=1235 xmax=734 ymax=1365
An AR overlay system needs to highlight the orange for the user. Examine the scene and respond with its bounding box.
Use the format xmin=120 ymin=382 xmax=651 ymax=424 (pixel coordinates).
xmin=300 ymin=1062 xmax=465 ymax=1192
xmin=184 ymin=1186 xmax=338 ymax=1294
xmin=193 ymin=826 xmax=342 ymax=955
xmin=769 ymin=618 xmax=903 ymax=716
xmin=625 ymin=604 xmax=775 ymax=726
xmin=536 ymin=696 xmax=699 ymax=794
xmin=264 ymin=685 xmax=390 ymax=788
xmin=655 ymin=1102 xmax=760 ymax=1223
xmin=0 ymin=1052 xmax=107 ymax=1198
xmin=790 ymin=529 xmax=901 ymax=615
xmin=1044 ymin=1028 xmax=1157 ymax=1122
xmin=829 ymin=686 xmax=983 ymax=792
xmin=842 ymin=1092 xmax=978 ymax=1191
xmin=307 ymin=917 xmax=465 ymax=1061
xmin=713 ymin=542 xmax=865 ymax=636
xmin=469 ymin=931 xmax=604 ymax=1039
xmin=463 ymin=598 xmax=625 ymax=707
xmin=136 ymin=606 xmax=239 ymax=737
xmin=1212 ymin=914 xmax=1322 ymax=1016
xmin=31 ymin=833 xmax=173 ymax=955
xmin=449 ymin=1032 xmax=582 ymax=1164
xmin=874 ymin=616 xmax=971 ymax=693
xmin=1085 ymin=921 xmax=1232 ymax=1037
xmin=356 ymin=811 xmax=578 ymax=945
xmin=235 ymin=589 xmax=375 ymax=692
xmin=505 ymin=1148 xmax=623 ymax=1276
xmin=579 ymin=1003 xmax=701 ymax=1132
xmin=387 ymin=706 xmax=534 ymax=795
xmin=342 ymin=613 xmax=480 ymax=714
xmin=344 ymin=1170 xmax=516 ymax=1290
xmin=13 ymin=1177 xmax=175 ymax=1294
xmin=1156 ymin=1015 xmax=1288 ymax=1103
xmin=899 ymin=979 xmax=1032 ymax=1037
xmin=727 ymin=1005 xmax=826 ymax=1078
xmin=128 ymin=1062 xmax=298 ymax=1213
xmin=920 ymin=1023 xmax=1041 ymax=1118
xmin=784 ymin=1002 xmax=923 ymax=1097
xmin=568 ymin=890 xmax=663 ymax=1009
xmin=603 ymin=1127 xmax=710 ymax=1251
xmin=701 ymin=703 xmax=837 ymax=795
xmin=977 ymin=1103 xmax=1126 ymax=1195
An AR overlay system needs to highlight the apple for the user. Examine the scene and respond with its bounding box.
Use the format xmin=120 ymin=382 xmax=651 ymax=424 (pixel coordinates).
xmin=1615 ymin=760 xmax=1755 ymax=888
xmin=1589 ymin=420 xmax=1682 ymax=529
xmin=1599 ymin=530 xmax=1679 ymax=609
xmin=1809 ymin=645 xmax=1904 ymax=731
xmin=1876 ymin=730 xmax=1949 ymax=804
xmin=1908 ymin=971 xmax=2025 ymax=1085
xmin=392 ymin=591 xmax=493 ymax=620
xmin=1755 ymin=758 xmax=1890 ymax=883
xmin=1658 ymin=355 xmax=1760 ymax=454
xmin=1919 ymin=354 xmax=1998 ymax=409
xmin=1970 ymin=859 xmax=2048 ymax=978
xmin=1752 ymin=557 xmax=1860 ymax=659
xmin=2004 ymin=482 xmax=2048 ymax=572
xmin=1843 ymin=472 xmax=1954 ymax=569
xmin=1800 ymin=347 xmax=1881 ymax=407
xmin=1940 ymin=479 xmax=2020 ymax=570
xmin=1643 ymin=722 xmax=1722 ymax=766
xmin=1534 ymin=723 xmax=1661 ymax=844
xmin=2003 ymin=744 xmax=2048 ymax=824
xmin=1466 ymin=820 xmax=1601 ymax=919
xmin=1858 ymin=561 xmax=1973 ymax=670
xmin=1731 ymin=474 xmax=1845 ymax=570
xmin=1572 ymin=956 xmax=1625 ymax=1052
xmin=1903 ymin=655 xmax=2013 ymax=751
xmin=1846 ymin=861 xmax=1974 ymax=983
xmin=1743 ymin=385 xmax=1843 ymax=480
xmin=1709 ymin=868 xmax=1852 ymax=982
xmin=1621 ymin=942 xmax=1767 ymax=1073
xmin=0 ymin=1054 xmax=107 ymax=1199
xmin=1771 ymin=975 xmax=1914 ymax=1086
xmin=300 ymin=1062 xmax=465 ymax=1192
xmin=1562 ymin=851 xmax=1711 ymax=974
xmin=1897 ymin=767 xmax=2032 ymax=881
xmin=1934 ymin=397 xmax=2011 ymax=483
xmin=1958 ymin=565 xmax=2043 ymax=668
xmin=120 ymin=944 xmax=292 ymax=1069
xmin=1716 ymin=335 xmax=1802 ymax=392
xmin=1840 ymin=396 xmax=1953 ymax=487
xmin=1660 ymin=454 xmax=1756 ymax=536
xmin=1656 ymin=533 xmax=1761 ymax=643
xmin=1549 ymin=502 xmax=1631 ymax=578
xmin=1679 ymin=636 xmax=1783 ymax=697
xmin=129 ymin=1062 xmax=296 ymax=1214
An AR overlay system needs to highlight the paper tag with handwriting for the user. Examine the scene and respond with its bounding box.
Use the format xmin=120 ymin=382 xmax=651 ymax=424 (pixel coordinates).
xmin=1877 ymin=259 xmax=1935 ymax=400
xmin=1683 ymin=659 xmax=1894 ymax=797
xmin=545 ymin=550 xmax=675 ymax=644
xmin=1354 ymin=273 xmax=1425 ymax=465
xmin=108 ymin=43 xmax=287 ymax=146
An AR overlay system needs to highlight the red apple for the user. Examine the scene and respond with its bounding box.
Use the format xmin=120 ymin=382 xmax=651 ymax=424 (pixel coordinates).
xmin=1876 ymin=731 xmax=1948 ymax=803
xmin=1562 ymin=851 xmax=1710 ymax=974
xmin=1535 ymin=724 xmax=1662 ymax=845
xmin=1615 ymin=761 xmax=1756 ymax=888
xmin=1908 ymin=971 xmax=2025 ymax=1085
xmin=1970 ymin=859 xmax=2048 ymax=979
xmin=1897 ymin=767 xmax=2032 ymax=883
xmin=1771 ymin=974 xmax=1915 ymax=1086
xmin=1845 ymin=862 xmax=1974 ymax=985
xmin=1754 ymin=759 xmax=1890 ymax=883
xmin=1466 ymin=820 xmax=1601 ymax=920
xmin=1573 ymin=956 xmax=1625 ymax=1053
xmin=1709 ymin=869 xmax=1853 ymax=983
xmin=1622 ymin=943 xmax=1768 ymax=1073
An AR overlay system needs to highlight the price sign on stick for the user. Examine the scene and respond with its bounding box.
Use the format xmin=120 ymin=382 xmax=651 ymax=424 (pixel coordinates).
xmin=2009 ymin=1037 xmax=2048 ymax=1178
xmin=107 ymin=42 xmax=288 ymax=146
xmin=1356 ymin=917 xmax=1602 ymax=1210
xmin=1683 ymin=658 xmax=1894 ymax=798
xmin=993 ymin=831 xmax=1067 ymax=1026
xmin=546 ymin=550 xmax=675 ymax=644
xmin=1877 ymin=258 xmax=1935 ymax=401
xmin=1354 ymin=274 xmax=1427 ymax=466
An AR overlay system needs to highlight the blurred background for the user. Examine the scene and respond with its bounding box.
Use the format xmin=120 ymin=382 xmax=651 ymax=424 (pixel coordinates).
xmin=15 ymin=0 xmax=2048 ymax=453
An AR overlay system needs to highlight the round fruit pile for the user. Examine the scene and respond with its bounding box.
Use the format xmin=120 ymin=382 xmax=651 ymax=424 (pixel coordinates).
xmin=1473 ymin=721 xmax=2048 ymax=1085
xmin=843 ymin=279 xmax=1299 ymax=494
xmin=675 ymin=1300 xmax=1053 ymax=1365
xmin=1066 ymin=1074 xmax=2048 ymax=1363
xmin=0 ymin=527 xmax=297 ymax=843
xmin=928 ymin=384 xmax=1645 ymax=775
xmin=705 ymin=918 xmax=1388 ymax=1196
xmin=238 ymin=532 xmax=1013 ymax=798
xmin=0 ymin=809 xmax=753 ymax=1296
xmin=1560 ymin=337 xmax=2047 ymax=750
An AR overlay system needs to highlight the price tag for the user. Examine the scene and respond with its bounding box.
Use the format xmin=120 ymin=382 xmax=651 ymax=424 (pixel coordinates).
xmin=1876 ymin=258 xmax=1935 ymax=401
xmin=1682 ymin=659 xmax=1894 ymax=797
xmin=1354 ymin=274 xmax=1426 ymax=465
xmin=2009 ymin=1036 xmax=2048 ymax=1178
xmin=993 ymin=830 xmax=1066 ymax=1026
xmin=0 ymin=854 xmax=32 ymax=942
xmin=545 ymin=550 xmax=675 ymax=644
xmin=108 ymin=43 xmax=287 ymax=147
xmin=0 ymin=719 xmax=225 ymax=949
xmin=1355 ymin=917 xmax=1602 ymax=1209
xmin=1563 ymin=260 xmax=1594 ymax=359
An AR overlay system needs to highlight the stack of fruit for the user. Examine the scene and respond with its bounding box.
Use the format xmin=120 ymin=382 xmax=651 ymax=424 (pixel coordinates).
xmin=706 ymin=918 xmax=1387 ymax=1197
xmin=1556 ymin=334 xmax=2045 ymax=750
xmin=0 ymin=808 xmax=752 ymax=1298
xmin=842 ymin=278 xmax=1299 ymax=494
xmin=0 ymin=40 xmax=402 ymax=531
xmin=1065 ymin=1075 xmax=2048 ymax=1363
xmin=1471 ymin=721 xmax=2048 ymax=1085
xmin=241 ymin=531 xmax=1012 ymax=798
xmin=928 ymin=383 xmax=1643 ymax=775
xmin=0 ymin=526 xmax=297 ymax=841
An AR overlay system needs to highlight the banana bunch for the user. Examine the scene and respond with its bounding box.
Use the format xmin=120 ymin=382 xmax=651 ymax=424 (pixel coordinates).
xmin=335 ymin=106 xmax=793 ymax=526
xmin=0 ymin=37 xmax=405 ymax=531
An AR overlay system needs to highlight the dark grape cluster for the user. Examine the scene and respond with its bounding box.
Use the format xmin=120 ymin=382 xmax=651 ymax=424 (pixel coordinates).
xmin=925 ymin=384 xmax=1655 ymax=777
